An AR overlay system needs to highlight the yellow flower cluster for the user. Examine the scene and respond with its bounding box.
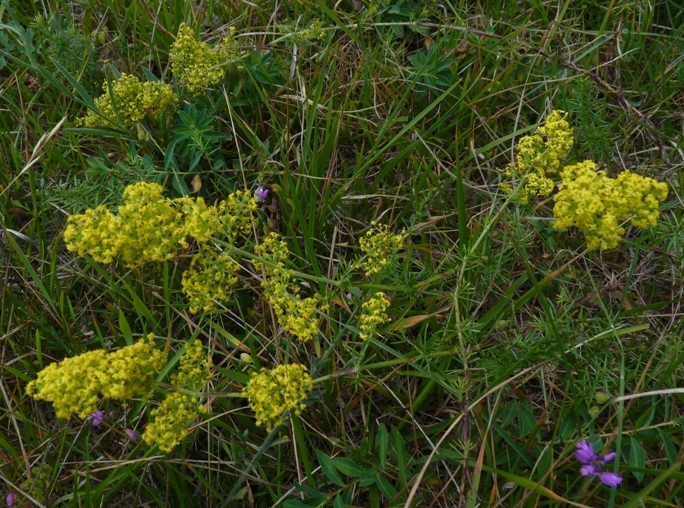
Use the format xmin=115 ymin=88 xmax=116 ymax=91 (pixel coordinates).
xmin=170 ymin=23 xmax=238 ymax=95
xmin=142 ymin=392 xmax=202 ymax=453
xmin=503 ymin=110 xmax=574 ymax=202
xmin=65 ymin=182 xmax=187 ymax=267
xmin=171 ymin=339 xmax=213 ymax=388
xmin=553 ymin=161 xmax=668 ymax=250
xmin=295 ymin=20 xmax=326 ymax=42
xmin=182 ymin=246 xmax=240 ymax=314
xmin=253 ymin=233 xmax=323 ymax=342
xmin=218 ymin=190 xmax=259 ymax=240
xmin=359 ymin=292 xmax=391 ymax=341
xmin=64 ymin=182 xmax=256 ymax=268
xmin=26 ymin=334 xmax=166 ymax=419
xmin=143 ymin=339 xmax=212 ymax=452
xmin=242 ymin=364 xmax=313 ymax=431
xmin=358 ymin=222 xmax=406 ymax=277
xmin=174 ymin=197 xmax=222 ymax=243
xmin=80 ymin=73 xmax=179 ymax=128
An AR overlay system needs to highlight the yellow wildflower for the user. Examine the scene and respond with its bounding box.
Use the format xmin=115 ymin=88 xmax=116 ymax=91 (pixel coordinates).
xmin=359 ymin=292 xmax=391 ymax=340
xmin=295 ymin=20 xmax=327 ymax=42
xmin=170 ymin=339 xmax=213 ymax=389
xmin=174 ymin=196 xmax=222 ymax=244
xmin=80 ymin=73 xmax=178 ymax=128
xmin=358 ymin=222 xmax=405 ymax=277
xmin=217 ymin=189 xmax=258 ymax=240
xmin=170 ymin=23 xmax=236 ymax=95
xmin=242 ymin=364 xmax=313 ymax=431
xmin=553 ymin=161 xmax=668 ymax=250
xmin=181 ymin=246 xmax=240 ymax=314
xmin=142 ymin=392 xmax=203 ymax=453
xmin=253 ymin=232 xmax=323 ymax=342
xmin=64 ymin=183 xmax=259 ymax=268
xmin=503 ymin=110 xmax=574 ymax=202
xmin=143 ymin=339 xmax=213 ymax=453
xmin=26 ymin=334 xmax=166 ymax=419
xmin=114 ymin=182 xmax=189 ymax=265
xmin=64 ymin=182 xmax=187 ymax=267
xmin=63 ymin=205 xmax=121 ymax=264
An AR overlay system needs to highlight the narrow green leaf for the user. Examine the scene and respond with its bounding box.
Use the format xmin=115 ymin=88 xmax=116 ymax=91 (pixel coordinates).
xmin=629 ymin=436 xmax=646 ymax=483
xmin=49 ymin=56 xmax=98 ymax=110
xmin=559 ymin=413 xmax=577 ymax=442
xmin=359 ymin=469 xmax=377 ymax=487
xmin=376 ymin=423 xmax=388 ymax=468
xmin=491 ymin=422 xmax=534 ymax=468
xmin=334 ymin=457 xmax=364 ymax=478
xmin=375 ymin=475 xmax=398 ymax=500
xmin=316 ymin=450 xmax=345 ymax=487
xmin=123 ymin=280 xmax=156 ymax=324
xmin=621 ymin=462 xmax=682 ymax=508
xmin=657 ymin=429 xmax=677 ymax=466
xmin=118 ymin=309 xmax=133 ymax=345
xmin=478 ymin=464 xmax=582 ymax=505
xmin=517 ymin=403 xmax=536 ymax=437
xmin=391 ymin=427 xmax=409 ymax=488
xmin=283 ymin=500 xmax=323 ymax=508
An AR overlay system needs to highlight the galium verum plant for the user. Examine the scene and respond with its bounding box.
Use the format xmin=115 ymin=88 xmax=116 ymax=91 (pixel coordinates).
xmin=63 ymin=182 xmax=256 ymax=311
xmin=143 ymin=339 xmax=213 ymax=453
xmin=503 ymin=110 xmax=668 ymax=250
xmin=80 ymin=73 xmax=178 ymax=128
xmin=26 ymin=334 xmax=166 ymax=418
xmin=170 ymin=23 xmax=239 ymax=95
xmin=358 ymin=221 xmax=406 ymax=277
xmin=253 ymin=232 xmax=324 ymax=342
xmin=242 ymin=364 xmax=313 ymax=431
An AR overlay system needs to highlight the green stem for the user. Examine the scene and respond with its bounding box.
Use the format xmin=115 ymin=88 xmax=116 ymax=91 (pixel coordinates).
xmin=214 ymin=239 xmax=347 ymax=288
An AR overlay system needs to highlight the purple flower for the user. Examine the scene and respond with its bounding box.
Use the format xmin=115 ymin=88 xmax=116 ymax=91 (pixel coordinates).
xmin=575 ymin=440 xmax=597 ymax=464
xmin=125 ymin=428 xmax=139 ymax=441
xmin=85 ymin=410 xmax=105 ymax=426
xmin=255 ymin=185 xmax=270 ymax=201
xmin=575 ymin=439 xmax=622 ymax=488
xmin=6 ymin=492 xmax=17 ymax=506
xmin=602 ymin=452 xmax=616 ymax=463
xmin=598 ymin=471 xmax=623 ymax=488
xmin=579 ymin=464 xmax=599 ymax=477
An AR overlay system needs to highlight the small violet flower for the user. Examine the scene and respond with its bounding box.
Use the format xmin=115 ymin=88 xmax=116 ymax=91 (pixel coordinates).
xmin=255 ymin=185 xmax=270 ymax=201
xmin=6 ymin=492 xmax=17 ymax=506
xmin=85 ymin=410 xmax=106 ymax=426
xmin=575 ymin=440 xmax=622 ymax=488
xmin=125 ymin=428 xmax=139 ymax=441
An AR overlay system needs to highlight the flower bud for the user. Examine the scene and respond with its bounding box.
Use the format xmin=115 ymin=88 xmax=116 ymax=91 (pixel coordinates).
xmin=594 ymin=391 xmax=611 ymax=404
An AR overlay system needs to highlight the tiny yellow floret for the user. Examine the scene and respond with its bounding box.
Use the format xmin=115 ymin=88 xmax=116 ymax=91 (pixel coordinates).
xmin=253 ymin=232 xmax=323 ymax=342
xmin=181 ymin=246 xmax=240 ymax=314
xmin=217 ymin=189 xmax=258 ymax=240
xmin=64 ymin=183 xmax=257 ymax=268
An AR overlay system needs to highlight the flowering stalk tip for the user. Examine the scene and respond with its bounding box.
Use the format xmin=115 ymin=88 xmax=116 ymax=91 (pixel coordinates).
xmin=575 ymin=439 xmax=622 ymax=488
xmin=255 ymin=185 xmax=270 ymax=201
